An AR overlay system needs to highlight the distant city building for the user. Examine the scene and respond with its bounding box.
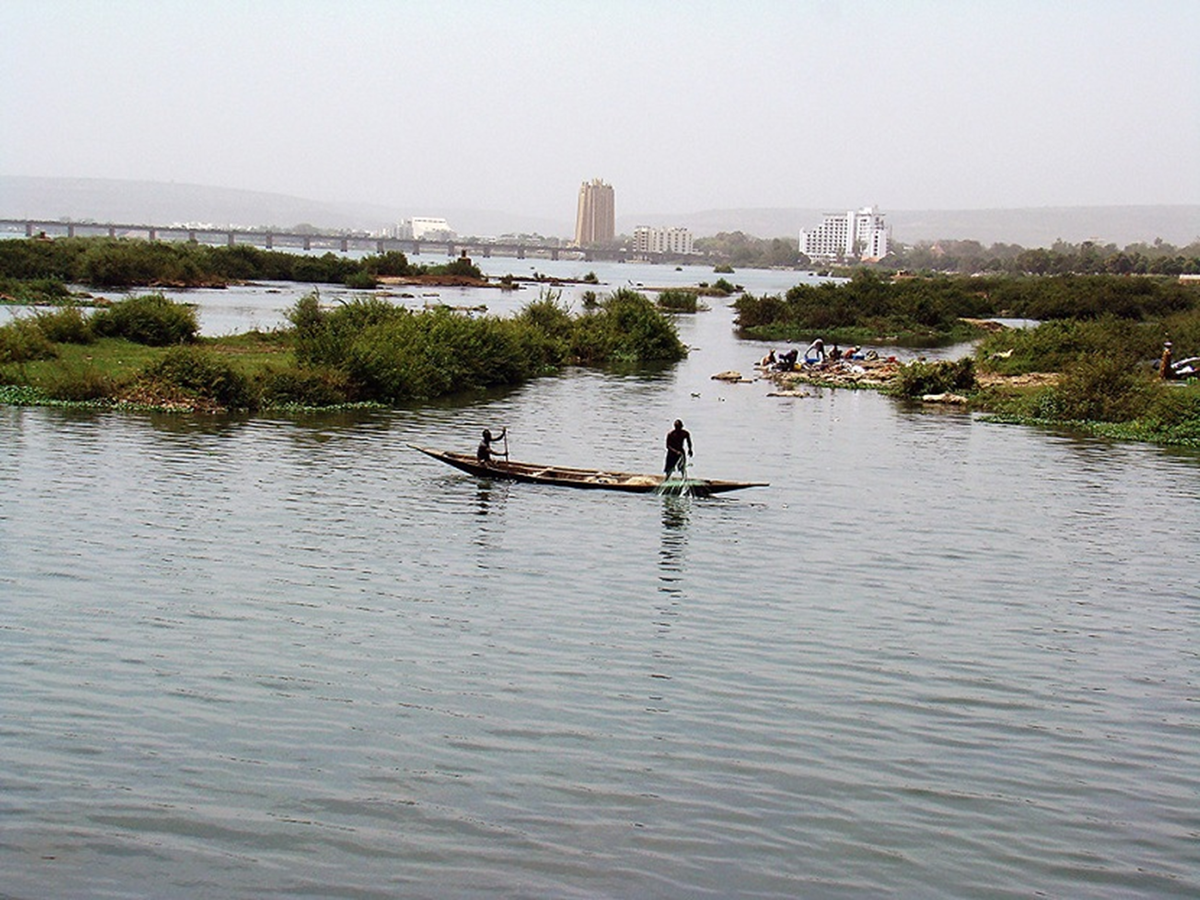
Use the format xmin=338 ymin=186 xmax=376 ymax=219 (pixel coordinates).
xmin=574 ymin=178 xmax=615 ymax=246
xmin=799 ymin=206 xmax=889 ymax=261
xmin=396 ymin=217 xmax=456 ymax=241
xmin=633 ymin=225 xmax=694 ymax=256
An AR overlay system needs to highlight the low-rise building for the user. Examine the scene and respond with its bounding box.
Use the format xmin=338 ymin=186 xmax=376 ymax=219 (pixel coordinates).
xmin=633 ymin=225 xmax=694 ymax=256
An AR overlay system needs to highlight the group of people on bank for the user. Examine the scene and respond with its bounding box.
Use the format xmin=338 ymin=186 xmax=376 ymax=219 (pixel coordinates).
xmin=759 ymin=338 xmax=866 ymax=372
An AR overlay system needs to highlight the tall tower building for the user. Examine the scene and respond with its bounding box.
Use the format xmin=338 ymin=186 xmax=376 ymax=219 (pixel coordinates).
xmin=574 ymin=178 xmax=615 ymax=246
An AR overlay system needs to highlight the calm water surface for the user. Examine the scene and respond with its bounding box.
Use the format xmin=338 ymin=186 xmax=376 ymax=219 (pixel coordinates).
xmin=2 ymin=262 xmax=1199 ymax=898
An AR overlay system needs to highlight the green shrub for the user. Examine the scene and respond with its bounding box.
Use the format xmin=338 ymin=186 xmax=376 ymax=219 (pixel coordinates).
xmin=43 ymin=366 xmax=118 ymax=402
xmin=287 ymin=294 xmax=407 ymax=368
xmin=281 ymin=287 xmax=685 ymax=403
xmin=1144 ymin=385 xmax=1200 ymax=428
xmin=420 ymin=257 xmax=484 ymax=280
xmin=258 ymin=365 xmax=354 ymax=408
xmin=977 ymin=315 xmax=1156 ymax=375
xmin=34 ymin=306 xmax=94 ymax=344
xmin=1047 ymin=355 xmax=1161 ymax=422
xmin=0 ymin=277 xmax=73 ymax=304
xmin=1162 ymin=307 xmax=1200 ymax=360
xmin=573 ymin=289 xmax=686 ymax=364
xmin=0 ymin=318 xmax=57 ymax=363
xmin=656 ymin=289 xmax=700 ymax=313
xmin=992 ymin=274 xmax=1197 ymax=321
xmin=362 ymin=251 xmax=412 ymax=277
xmin=77 ymin=239 xmax=204 ymax=287
xmin=892 ymin=357 xmax=977 ymax=398
xmin=344 ymin=270 xmax=379 ymax=289
xmin=342 ymin=308 xmax=531 ymax=401
xmin=516 ymin=293 xmax=574 ymax=365
xmin=141 ymin=346 xmax=254 ymax=409
xmin=91 ymin=294 xmax=198 ymax=345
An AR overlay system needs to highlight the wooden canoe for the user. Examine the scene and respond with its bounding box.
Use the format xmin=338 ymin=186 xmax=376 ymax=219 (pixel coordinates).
xmin=411 ymin=446 xmax=767 ymax=496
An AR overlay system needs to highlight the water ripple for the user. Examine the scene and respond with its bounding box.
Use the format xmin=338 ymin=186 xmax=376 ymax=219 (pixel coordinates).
xmin=2 ymin=376 xmax=1199 ymax=899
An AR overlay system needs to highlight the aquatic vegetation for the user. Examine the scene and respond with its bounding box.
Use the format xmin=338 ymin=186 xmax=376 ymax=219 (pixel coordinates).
xmin=284 ymin=288 xmax=685 ymax=403
xmin=736 ymin=271 xmax=1198 ymax=347
xmin=891 ymin=358 xmax=977 ymax=398
xmin=0 ymin=276 xmax=73 ymax=304
xmin=0 ymin=317 xmax=58 ymax=364
xmin=258 ymin=365 xmax=355 ymax=408
xmin=573 ymin=289 xmax=687 ymax=364
xmin=42 ymin=364 xmax=119 ymax=402
xmin=33 ymin=305 xmax=94 ymax=344
xmin=91 ymin=293 xmax=199 ymax=346
xmin=138 ymin=346 xmax=254 ymax=410
xmin=656 ymin=289 xmax=701 ymax=313
xmin=735 ymin=270 xmax=994 ymax=344
xmin=343 ymin=269 xmax=379 ymax=289
xmin=0 ymin=236 xmax=421 ymax=289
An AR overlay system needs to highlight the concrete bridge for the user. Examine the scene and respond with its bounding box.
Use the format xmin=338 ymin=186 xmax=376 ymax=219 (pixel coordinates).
xmin=0 ymin=218 xmax=700 ymax=265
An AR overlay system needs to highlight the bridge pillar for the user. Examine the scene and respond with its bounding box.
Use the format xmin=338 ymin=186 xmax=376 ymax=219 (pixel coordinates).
xmin=188 ymin=229 xmax=197 ymax=243
xmin=341 ymin=238 xmax=349 ymax=252
xmin=303 ymin=236 xmax=311 ymax=251
xmin=447 ymin=243 xmax=456 ymax=258
xmin=266 ymin=233 xmax=273 ymax=249
xmin=376 ymin=240 xmax=384 ymax=253
xmin=517 ymin=246 xmax=526 ymax=259
xmin=483 ymin=245 xmax=491 ymax=258
xmin=551 ymin=248 xmax=559 ymax=261
xmin=25 ymin=222 xmax=33 ymax=237
xmin=109 ymin=226 xmax=116 ymax=238
xmin=412 ymin=241 xmax=420 ymax=256
xmin=148 ymin=228 xmax=156 ymax=241
xmin=227 ymin=232 xmax=235 ymax=246
xmin=67 ymin=224 xmax=76 ymax=238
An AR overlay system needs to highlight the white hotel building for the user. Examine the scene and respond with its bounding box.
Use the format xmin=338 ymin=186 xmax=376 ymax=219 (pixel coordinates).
xmin=799 ymin=206 xmax=889 ymax=262
xmin=395 ymin=217 xmax=456 ymax=241
xmin=633 ymin=225 xmax=694 ymax=257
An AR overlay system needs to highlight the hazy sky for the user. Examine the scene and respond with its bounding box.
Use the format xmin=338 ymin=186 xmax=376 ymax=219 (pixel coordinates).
xmin=3 ymin=0 xmax=1197 ymax=220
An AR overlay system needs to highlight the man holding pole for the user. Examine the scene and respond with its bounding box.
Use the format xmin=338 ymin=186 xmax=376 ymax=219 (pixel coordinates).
xmin=477 ymin=427 xmax=507 ymax=465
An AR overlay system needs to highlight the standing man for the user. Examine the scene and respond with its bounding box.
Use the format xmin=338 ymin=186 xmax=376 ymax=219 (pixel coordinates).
xmin=664 ymin=419 xmax=693 ymax=478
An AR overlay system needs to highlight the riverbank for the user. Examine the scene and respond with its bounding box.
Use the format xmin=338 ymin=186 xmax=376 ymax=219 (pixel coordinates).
xmin=749 ymin=353 xmax=1199 ymax=447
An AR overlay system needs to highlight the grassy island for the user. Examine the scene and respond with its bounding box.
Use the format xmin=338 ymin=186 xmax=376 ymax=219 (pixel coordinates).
xmin=0 ymin=289 xmax=686 ymax=412
xmin=749 ymin=271 xmax=1200 ymax=447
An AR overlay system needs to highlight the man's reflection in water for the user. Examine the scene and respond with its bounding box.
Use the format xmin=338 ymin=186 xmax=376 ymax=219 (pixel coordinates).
xmin=472 ymin=483 xmax=507 ymax=553
xmin=658 ymin=494 xmax=690 ymax=597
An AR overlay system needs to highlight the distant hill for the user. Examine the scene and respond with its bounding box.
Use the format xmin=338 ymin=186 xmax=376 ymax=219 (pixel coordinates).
xmin=0 ymin=176 xmax=567 ymax=239
xmin=3 ymin=176 xmax=1197 ymax=248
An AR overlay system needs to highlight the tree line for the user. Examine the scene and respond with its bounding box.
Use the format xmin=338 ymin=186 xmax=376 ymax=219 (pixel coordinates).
xmin=882 ymin=237 xmax=1200 ymax=277
xmin=0 ymin=236 xmax=482 ymax=296
xmin=690 ymin=232 xmax=1200 ymax=276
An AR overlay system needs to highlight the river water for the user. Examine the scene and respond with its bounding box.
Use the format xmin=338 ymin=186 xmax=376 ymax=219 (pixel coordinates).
xmin=2 ymin=260 xmax=1199 ymax=899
